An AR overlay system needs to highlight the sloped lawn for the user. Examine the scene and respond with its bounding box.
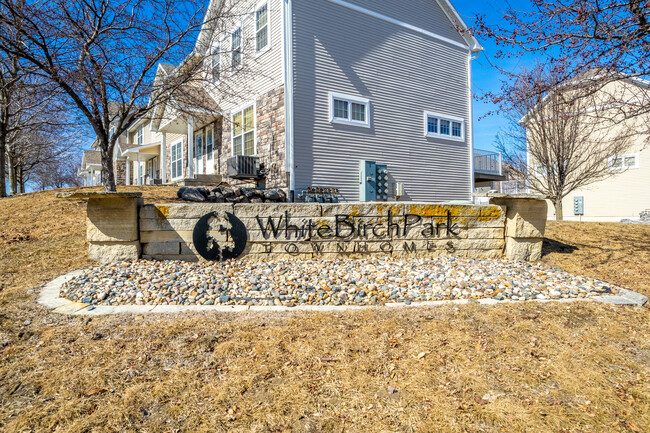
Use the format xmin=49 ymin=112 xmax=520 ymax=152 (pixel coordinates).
xmin=1 ymin=187 xmax=648 ymax=432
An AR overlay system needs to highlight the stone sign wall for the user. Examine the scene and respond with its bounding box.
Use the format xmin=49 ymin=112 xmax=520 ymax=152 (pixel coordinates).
xmin=60 ymin=191 xmax=547 ymax=264
xmin=139 ymin=202 xmax=509 ymax=261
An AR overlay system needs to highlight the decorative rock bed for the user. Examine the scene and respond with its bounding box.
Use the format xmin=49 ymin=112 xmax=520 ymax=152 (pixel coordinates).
xmin=178 ymin=185 xmax=287 ymax=203
xmin=59 ymin=257 xmax=622 ymax=307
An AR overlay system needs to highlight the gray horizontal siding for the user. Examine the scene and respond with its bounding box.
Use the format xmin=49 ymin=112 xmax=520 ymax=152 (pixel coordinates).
xmin=343 ymin=0 xmax=466 ymax=46
xmin=292 ymin=0 xmax=472 ymax=202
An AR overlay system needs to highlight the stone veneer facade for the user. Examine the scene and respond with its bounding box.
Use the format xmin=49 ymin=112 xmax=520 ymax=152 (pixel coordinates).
xmin=109 ymin=160 xmax=126 ymax=186
xmin=218 ymin=85 xmax=287 ymax=189
xmin=158 ymin=85 xmax=285 ymax=188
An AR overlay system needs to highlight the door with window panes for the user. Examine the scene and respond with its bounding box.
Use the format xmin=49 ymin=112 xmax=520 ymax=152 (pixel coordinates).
xmin=206 ymin=126 xmax=215 ymax=174
xmin=146 ymin=157 xmax=158 ymax=183
xmin=195 ymin=132 xmax=204 ymax=174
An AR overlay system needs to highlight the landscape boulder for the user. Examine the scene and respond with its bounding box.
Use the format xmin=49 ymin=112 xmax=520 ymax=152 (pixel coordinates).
xmin=177 ymin=186 xmax=287 ymax=204
xmin=181 ymin=189 xmax=206 ymax=202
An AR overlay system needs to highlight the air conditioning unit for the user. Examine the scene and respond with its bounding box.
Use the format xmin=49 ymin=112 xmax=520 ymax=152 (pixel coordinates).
xmin=227 ymin=155 xmax=261 ymax=179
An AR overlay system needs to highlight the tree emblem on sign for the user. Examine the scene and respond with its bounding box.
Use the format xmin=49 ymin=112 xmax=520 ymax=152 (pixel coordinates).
xmin=192 ymin=212 xmax=248 ymax=261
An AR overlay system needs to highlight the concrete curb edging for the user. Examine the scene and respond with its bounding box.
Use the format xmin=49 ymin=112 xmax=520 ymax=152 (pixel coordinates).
xmin=38 ymin=270 xmax=648 ymax=316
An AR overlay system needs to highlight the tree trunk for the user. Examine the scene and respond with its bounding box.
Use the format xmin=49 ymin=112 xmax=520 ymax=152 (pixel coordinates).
xmin=7 ymin=153 xmax=17 ymax=195
xmin=0 ymin=134 xmax=6 ymax=197
xmin=100 ymin=137 xmax=117 ymax=192
xmin=554 ymin=198 xmax=564 ymax=221
xmin=17 ymin=166 xmax=24 ymax=193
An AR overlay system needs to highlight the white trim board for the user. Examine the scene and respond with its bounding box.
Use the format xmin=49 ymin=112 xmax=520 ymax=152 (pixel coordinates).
xmin=326 ymin=0 xmax=474 ymax=52
xmin=282 ymin=0 xmax=295 ymax=195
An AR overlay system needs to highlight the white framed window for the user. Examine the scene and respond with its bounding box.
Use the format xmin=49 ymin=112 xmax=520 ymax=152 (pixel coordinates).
xmin=136 ymin=126 xmax=144 ymax=145
xmin=231 ymin=26 xmax=242 ymax=72
xmin=255 ymin=1 xmax=269 ymax=53
xmin=609 ymin=153 xmax=639 ymax=170
xmin=195 ymin=132 xmax=203 ymax=159
xmin=328 ymin=92 xmax=370 ymax=128
xmin=206 ymin=126 xmax=214 ymax=161
xmin=209 ymin=44 xmax=221 ymax=84
xmin=171 ymin=141 xmax=183 ymax=180
xmin=424 ymin=111 xmax=464 ymax=142
xmin=232 ymin=104 xmax=255 ymax=156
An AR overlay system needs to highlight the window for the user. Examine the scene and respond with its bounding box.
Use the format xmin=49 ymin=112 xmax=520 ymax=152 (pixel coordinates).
xmin=231 ymin=27 xmax=242 ymax=71
xmin=195 ymin=133 xmax=203 ymax=160
xmin=424 ymin=111 xmax=464 ymax=141
xmin=138 ymin=162 xmax=143 ymax=185
xmin=232 ymin=105 xmax=255 ymax=156
xmin=171 ymin=141 xmax=183 ymax=179
xmin=609 ymin=153 xmax=639 ymax=170
xmin=255 ymin=2 xmax=269 ymax=52
xmin=109 ymin=126 xmax=115 ymax=139
xmin=136 ymin=126 xmax=144 ymax=145
xmin=329 ymin=92 xmax=370 ymax=127
xmin=206 ymin=126 xmax=214 ymax=161
xmin=210 ymin=45 xmax=221 ymax=83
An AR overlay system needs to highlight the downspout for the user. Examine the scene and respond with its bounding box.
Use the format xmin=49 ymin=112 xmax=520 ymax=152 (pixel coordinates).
xmin=282 ymin=0 xmax=295 ymax=201
xmin=468 ymin=51 xmax=479 ymax=202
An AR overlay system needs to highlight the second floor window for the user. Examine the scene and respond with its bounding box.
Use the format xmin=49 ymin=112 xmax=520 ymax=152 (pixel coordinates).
xmin=137 ymin=126 xmax=144 ymax=145
xmin=256 ymin=2 xmax=269 ymax=52
xmin=424 ymin=111 xmax=464 ymax=141
xmin=210 ymin=45 xmax=221 ymax=83
xmin=329 ymin=92 xmax=370 ymax=128
xmin=609 ymin=154 xmax=639 ymax=170
xmin=231 ymin=27 xmax=242 ymax=71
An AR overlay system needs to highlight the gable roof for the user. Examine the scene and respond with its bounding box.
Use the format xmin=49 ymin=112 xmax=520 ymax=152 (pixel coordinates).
xmin=436 ymin=0 xmax=483 ymax=53
xmin=81 ymin=150 xmax=102 ymax=168
xmin=158 ymin=63 xmax=176 ymax=75
xmin=192 ymin=0 xmax=482 ymax=56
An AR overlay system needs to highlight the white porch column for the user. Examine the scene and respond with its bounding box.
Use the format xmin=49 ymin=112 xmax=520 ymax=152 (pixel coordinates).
xmin=125 ymin=157 xmax=131 ymax=186
xmin=187 ymin=115 xmax=194 ymax=179
xmin=90 ymin=169 xmax=95 ymax=186
xmin=136 ymin=154 xmax=141 ymax=185
xmin=161 ymin=132 xmax=167 ymax=184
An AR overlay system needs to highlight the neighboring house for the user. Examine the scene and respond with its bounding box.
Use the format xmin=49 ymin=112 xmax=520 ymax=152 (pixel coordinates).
xmin=547 ymin=142 xmax=649 ymax=222
xmin=525 ymin=76 xmax=650 ymax=221
xmin=78 ymin=150 xmax=102 ymax=186
xmin=115 ymin=111 xmax=186 ymax=186
xmin=146 ymin=0 xmax=483 ymax=201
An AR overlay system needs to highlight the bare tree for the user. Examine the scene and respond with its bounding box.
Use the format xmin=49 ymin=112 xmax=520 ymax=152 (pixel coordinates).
xmin=474 ymin=0 xmax=650 ymax=133
xmin=7 ymin=119 xmax=80 ymax=193
xmin=0 ymin=0 xmax=226 ymax=192
xmin=32 ymin=154 xmax=82 ymax=190
xmin=1 ymin=48 xmax=79 ymax=195
xmin=497 ymin=66 xmax=646 ymax=219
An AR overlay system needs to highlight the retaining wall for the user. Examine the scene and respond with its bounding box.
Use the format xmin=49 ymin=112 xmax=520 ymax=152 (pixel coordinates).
xmin=59 ymin=192 xmax=547 ymax=263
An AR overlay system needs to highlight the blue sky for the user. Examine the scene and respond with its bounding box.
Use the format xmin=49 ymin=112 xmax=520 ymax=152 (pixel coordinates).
xmin=454 ymin=0 xmax=536 ymax=152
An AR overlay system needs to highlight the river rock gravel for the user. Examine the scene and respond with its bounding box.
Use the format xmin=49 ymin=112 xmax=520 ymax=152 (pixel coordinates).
xmin=59 ymin=257 xmax=621 ymax=307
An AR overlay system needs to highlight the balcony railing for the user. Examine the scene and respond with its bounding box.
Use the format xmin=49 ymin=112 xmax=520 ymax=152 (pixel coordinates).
xmin=474 ymin=149 xmax=502 ymax=176
xmin=500 ymin=180 xmax=530 ymax=195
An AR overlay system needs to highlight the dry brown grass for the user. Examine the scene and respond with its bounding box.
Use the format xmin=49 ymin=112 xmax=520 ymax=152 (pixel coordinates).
xmin=1 ymin=187 xmax=649 ymax=432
